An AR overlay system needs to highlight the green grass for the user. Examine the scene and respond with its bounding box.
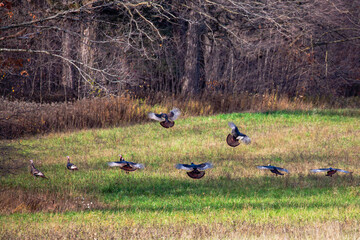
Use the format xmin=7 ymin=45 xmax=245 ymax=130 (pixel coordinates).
xmin=1 ymin=109 xmax=360 ymax=239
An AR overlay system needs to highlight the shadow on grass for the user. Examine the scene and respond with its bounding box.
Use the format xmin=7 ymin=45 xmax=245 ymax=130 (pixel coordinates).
xmin=2 ymin=170 xmax=358 ymax=214
xmin=0 ymin=143 xmax=28 ymax=176
xmin=93 ymin=173 xmax=360 ymax=212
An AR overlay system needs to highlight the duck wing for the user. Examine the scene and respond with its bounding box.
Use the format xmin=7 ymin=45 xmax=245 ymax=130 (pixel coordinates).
xmin=67 ymin=163 xmax=78 ymax=170
xmin=310 ymin=168 xmax=331 ymax=173
xmin=257 ymin=165 xmax=287 ymax=172
xmin=108 ymin=161 xmax=128 ymax=167
xmin=32 ymin=168 xmax=47 ymax=178
xmin=228 ymin=122 xmax=250 ymax=144
xmin=228 ymin=122 xmax=241 ymax=138
xmin=168 ymin=108 xmax=181 ymax=121
xmin=257 ymin=165 xmax=273 ymax=170
xmin=240 ymin=135 xmax=251 ymax=145
xmin=129 ymin=162 xmax=145 ymax=169
xmin=148 ymin=112 xmax=164 ymax=122
xmin=36 ymin=171 xmax=47 ymax=178
xmin=335 ymin=168 xmax=351 ymax=173
xmin=196 ymin=162 xmax=213 ymax=171
xmin=108 ymin=161 xmax=144 ymax=169
xmin=175 ymin=164 xmax=194 ymax=171
xmin=274 ymin=166 xmax=289 ymax=173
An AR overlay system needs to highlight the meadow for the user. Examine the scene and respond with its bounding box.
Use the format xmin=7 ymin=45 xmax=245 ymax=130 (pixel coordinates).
xmin=1 ymin=109 xmax=360 ymax=239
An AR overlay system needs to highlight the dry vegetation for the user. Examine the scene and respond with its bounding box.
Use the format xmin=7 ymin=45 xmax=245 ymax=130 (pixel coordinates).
xmin=0 ymin=189 xmax=107 ymax=214
xmin=1 ymin=94 xmax=359 ymax=139
xmin=2 ymin=219 xmax=359 ymax=239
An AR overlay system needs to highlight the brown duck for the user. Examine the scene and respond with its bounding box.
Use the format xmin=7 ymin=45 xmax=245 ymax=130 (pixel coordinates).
xmin=257 ymin=164 xmax=289 ymax=176
xmin=148 ymin=108 xmax=181 ymax=128
xmin=310 ymin=167 xmax=351 ymax=177
xmin=108 ymin=154 xmax=144 ymax=173
xmin=227 ymin=122 xmax=251 ymax=147
xmin=66 ymin=156 xmax=78 ymax=170
xmin=29 ymin=160 xmax=48 ymax=179
xmin=176 ymin=162 xmax=213 ymax=179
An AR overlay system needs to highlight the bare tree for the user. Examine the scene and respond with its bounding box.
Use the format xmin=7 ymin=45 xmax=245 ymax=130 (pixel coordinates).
xmin=1 ymin=0 xmax=359 ymax=101
xmin=0 ymin=0 xmax=141 ymax=101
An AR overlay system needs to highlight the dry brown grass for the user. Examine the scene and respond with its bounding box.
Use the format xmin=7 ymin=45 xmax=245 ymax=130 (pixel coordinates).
xmin=1 ymin=93 xmax=359 ymax=139
xmin=0 ymin=188 xmax=106 ymax=215
xmin=1 ymin=218 xmax=359 ymax=239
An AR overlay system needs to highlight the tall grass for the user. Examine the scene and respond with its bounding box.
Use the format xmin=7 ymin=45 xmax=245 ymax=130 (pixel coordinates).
xmin=1 ymin=93 xmax=359 ymax=139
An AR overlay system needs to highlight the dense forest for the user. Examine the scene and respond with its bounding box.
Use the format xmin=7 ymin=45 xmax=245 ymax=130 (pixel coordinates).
xmin=1 ymin=0 xmax=360 ymax=102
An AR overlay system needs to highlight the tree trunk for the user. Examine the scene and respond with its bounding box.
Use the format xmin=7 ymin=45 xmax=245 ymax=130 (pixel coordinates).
xmin=79 ymin=22 xmax=96 ymax=98
xmin=61 ymin=20 xmax=73 ymax=102
xmin=181 ymin=5 xmax=204 ymax=95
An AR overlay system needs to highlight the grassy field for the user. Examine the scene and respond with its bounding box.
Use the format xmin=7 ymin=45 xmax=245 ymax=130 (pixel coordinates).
xmin=1 ymin=109 xmax=360 ymax=239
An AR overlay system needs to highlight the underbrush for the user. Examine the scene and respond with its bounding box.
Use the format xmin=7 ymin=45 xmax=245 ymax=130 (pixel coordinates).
xmin=1 ymin=93 xmax=359 ymax=139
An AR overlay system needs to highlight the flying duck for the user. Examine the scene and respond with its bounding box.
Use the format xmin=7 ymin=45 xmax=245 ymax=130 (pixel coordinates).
xmin=108 ymin=154 xmax=144 ymax=173
xmin=257 ymin=164 xmax=289 ymax=176
xmin=227 ymin=122 xmax=251 ymax=147
xmin=175 ymin=162 xmax=213 ymax=179
xmin=310 ymin=167 xmax=351 ymax=177
xmin=29 ymin=160 xmax=48 ymax=179
xmin=66 ymin=156 xmax=78 ymax=171
xmin=148 ymin=108 xmax=181 ymax=128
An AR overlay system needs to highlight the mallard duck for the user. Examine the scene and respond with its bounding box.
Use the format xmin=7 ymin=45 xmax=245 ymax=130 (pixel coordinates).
xmin=29 ymin=160 xmax=48 ymax=179
xmin=257 ymin=164 xmax=289 ymax=176
xmin=148 ymin=108 xmax=181 ymax=128
xmin=227 ymin=122 xmax=251 ymax=147
xmin=175 ymin=162 xmax=213 ymax=179
xmin=108 ymin=154 xmax=144 ymax=173
xmin=66 ymin=156 xmax=78 ymax=171
xmin=310 ymin=167 xmax=351 ymax=177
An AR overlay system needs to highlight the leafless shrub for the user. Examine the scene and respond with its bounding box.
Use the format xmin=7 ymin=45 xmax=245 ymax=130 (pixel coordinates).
xmin=1 ymin=94 xmax=359 ymax=139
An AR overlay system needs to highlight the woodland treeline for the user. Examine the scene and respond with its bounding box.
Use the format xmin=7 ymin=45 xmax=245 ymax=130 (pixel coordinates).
xmin=1 ymin=0 xmax=360 ymax=102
